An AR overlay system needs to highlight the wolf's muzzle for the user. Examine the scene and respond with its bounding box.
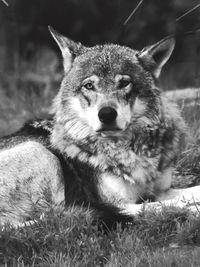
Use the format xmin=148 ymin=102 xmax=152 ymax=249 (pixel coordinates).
xmin=98 ymin=106 xmax=117 ymax=124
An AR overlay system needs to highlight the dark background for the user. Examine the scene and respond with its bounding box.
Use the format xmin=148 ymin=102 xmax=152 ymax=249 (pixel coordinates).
xmin=0 ymin=0 xmax=200 ymax=136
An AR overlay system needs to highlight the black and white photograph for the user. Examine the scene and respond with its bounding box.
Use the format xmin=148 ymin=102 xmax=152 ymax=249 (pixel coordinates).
xmin=0 ymin=0 xmax=200 ymax=266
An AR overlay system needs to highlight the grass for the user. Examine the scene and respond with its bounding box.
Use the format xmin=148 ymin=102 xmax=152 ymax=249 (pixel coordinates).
xmin=1 ymin=206 xmax=200 ymax=266
xmin=0 ymin=47 xmax=62 ymax=137
xmin=172 ymin=93 xmax=200 ymax=189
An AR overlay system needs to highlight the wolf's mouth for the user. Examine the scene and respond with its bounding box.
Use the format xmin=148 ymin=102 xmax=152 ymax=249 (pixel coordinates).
xmin=97 ymin=126 xmax=121 ymax=132
xmin=97 ymin=128 xmax=121 ymax=132
xmin=96 ymin=126 xmax=123 ymax=137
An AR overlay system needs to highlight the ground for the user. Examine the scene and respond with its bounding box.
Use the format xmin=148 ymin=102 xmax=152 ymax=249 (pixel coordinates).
xmin=1 ymin=206 xmax=200 ymax=266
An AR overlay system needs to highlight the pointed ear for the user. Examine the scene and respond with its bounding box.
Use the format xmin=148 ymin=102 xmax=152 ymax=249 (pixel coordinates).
xmin=137 ymin=36 xmax=175 ymax=78
xmin=48 ymin=26 xmax=83 ymax=73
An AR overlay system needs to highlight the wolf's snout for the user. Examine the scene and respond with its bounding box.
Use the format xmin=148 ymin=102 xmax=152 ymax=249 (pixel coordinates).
xmin=98 ymin=107 xmax=117 ymax=124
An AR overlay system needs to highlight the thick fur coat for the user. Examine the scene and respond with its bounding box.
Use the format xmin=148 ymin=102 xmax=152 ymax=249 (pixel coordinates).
xmin=0 ymin=28 xmax=199 ymax=226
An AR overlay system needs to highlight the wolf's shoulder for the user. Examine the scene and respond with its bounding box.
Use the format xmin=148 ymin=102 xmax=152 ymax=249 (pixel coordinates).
xmin=0 ymin=118 xmax=54 ymax=150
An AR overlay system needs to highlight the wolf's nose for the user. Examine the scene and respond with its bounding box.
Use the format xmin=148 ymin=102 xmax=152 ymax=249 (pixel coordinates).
xmin=98 ymin=107 xmax=117 ymax=124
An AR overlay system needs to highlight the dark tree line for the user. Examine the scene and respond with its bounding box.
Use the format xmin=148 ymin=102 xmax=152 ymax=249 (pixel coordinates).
xmin=1 ymin=0 xmax=200 ymax=88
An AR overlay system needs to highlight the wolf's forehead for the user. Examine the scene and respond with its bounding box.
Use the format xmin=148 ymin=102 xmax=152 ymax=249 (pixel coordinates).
xmin=76 ymin=45 xmax=140 ymax=77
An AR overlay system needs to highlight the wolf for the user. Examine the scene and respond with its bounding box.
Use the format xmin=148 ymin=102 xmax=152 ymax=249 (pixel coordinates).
xmin=0 ymin=27 xmax=200 ymax=227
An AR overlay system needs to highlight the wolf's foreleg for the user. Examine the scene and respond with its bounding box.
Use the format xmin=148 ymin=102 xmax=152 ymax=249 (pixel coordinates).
xmin=121 ymin=186 xmax=200 ymax=216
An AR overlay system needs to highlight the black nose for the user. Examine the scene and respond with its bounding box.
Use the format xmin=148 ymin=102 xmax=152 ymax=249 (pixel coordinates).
xmin=98 ymin=106 xmax=117 ymax=124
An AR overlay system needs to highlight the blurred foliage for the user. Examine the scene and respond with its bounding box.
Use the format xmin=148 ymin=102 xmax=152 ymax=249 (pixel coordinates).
xmin=0 ymin=0 xmax=200 ymax=135
xmin=1 ymin=0 xmax=199 ymax=47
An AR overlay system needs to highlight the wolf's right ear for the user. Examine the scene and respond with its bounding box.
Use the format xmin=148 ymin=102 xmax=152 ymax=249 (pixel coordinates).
xmin=48 ymin=26 xmax=83 ymax=73
xmin=137 ymin=36 xmax=175 ymax=78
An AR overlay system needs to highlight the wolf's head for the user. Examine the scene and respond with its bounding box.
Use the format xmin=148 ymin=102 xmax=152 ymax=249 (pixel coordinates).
xmin=49 ymin=27 xmax=175 ymax=146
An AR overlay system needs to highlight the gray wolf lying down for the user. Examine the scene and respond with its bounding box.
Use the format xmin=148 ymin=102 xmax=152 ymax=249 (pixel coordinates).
xmin=0 ymin=27 xmax=200 ymax=227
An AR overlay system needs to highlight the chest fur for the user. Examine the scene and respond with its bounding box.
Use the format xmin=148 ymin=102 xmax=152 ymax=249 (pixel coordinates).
xmin=63 ymin=123 xmax=167 ymax=191
xmin=65 ymin=142 xmax=160 ymax=185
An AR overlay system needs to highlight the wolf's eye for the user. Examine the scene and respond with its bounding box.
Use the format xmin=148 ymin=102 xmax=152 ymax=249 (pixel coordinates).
xmin=84 ymin=82 xmax=94 ymax=90
xmin=119 ymin=79 xmax=131 ymax=88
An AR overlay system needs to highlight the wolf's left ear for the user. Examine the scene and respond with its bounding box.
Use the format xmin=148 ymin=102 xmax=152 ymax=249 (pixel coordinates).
xmin=48 ymin=26 xmax=83 ymax=73
xmin=137 ymin=36 xmax=175 ymax=78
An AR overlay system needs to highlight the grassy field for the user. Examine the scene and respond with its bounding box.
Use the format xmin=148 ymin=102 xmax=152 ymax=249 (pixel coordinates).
xmin=1 ymin=205 xmax=200 ymax=266
xmin=0 ymin=92 xmax=200 ymax=267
